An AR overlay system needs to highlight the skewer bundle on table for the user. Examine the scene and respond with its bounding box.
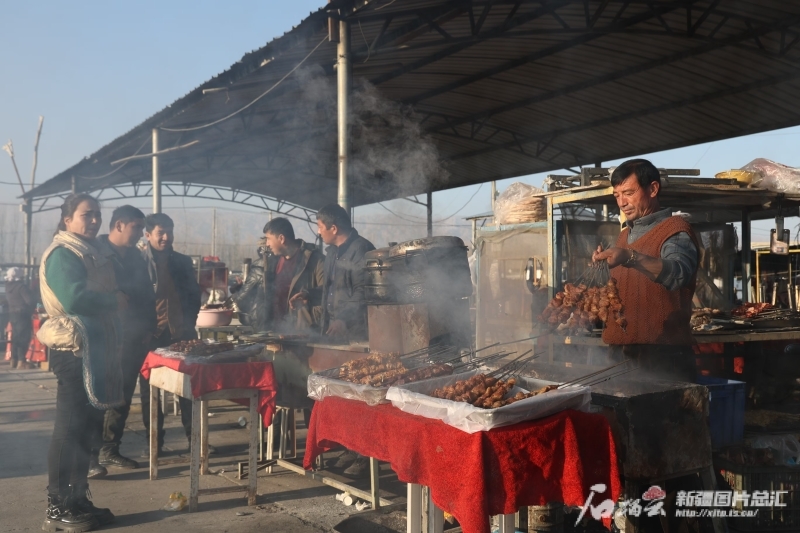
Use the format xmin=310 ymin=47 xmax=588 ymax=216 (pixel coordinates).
xmin=431 ymin=375 xmax=559 ymax=408
xmin=334 ymin=348 xmax=456 ymax=387
xmin=168 ymin=339 xmax=235 ymax=356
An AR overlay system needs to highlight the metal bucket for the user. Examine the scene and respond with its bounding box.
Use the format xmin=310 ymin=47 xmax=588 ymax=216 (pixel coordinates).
xmin=364 ymin=248 xmax=395 ymax=304
xmin=527 ymin=502 xmax=564 ymax=533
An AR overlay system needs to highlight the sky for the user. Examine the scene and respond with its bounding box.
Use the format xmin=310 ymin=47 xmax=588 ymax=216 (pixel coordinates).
xmin=2 ymin=0 xmax=800 ymax=246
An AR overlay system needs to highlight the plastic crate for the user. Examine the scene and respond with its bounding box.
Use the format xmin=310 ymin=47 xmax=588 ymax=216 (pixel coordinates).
xmin=697 ymin=376 xmax=745 ymax=449
xmin=716 ymin=456 xmax=800 ymax=531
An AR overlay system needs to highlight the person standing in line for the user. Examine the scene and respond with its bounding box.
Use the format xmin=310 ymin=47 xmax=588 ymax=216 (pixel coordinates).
xmin=85 ymin=205 xmax=156 ymax=477
xmin=5 ymin=267 xmax=35 ymax=370
xmin=38 ymin=193 xmax=123 ymax=532
xmin=140 ymin=213 xmax=205 ymax=453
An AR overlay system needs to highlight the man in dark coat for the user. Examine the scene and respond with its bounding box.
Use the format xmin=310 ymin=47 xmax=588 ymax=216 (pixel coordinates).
xmin=292 ymin=204 xmax=374 ymax=341
xmin=89 ymin=206 xmax=156 ymax=474
xmin=5 ymin=267 xmax=34 ymax=369
xmin=140 ymin=213 xmax=203 ymax=453
xmin=292 ymin=203 xmax=374 ymax=477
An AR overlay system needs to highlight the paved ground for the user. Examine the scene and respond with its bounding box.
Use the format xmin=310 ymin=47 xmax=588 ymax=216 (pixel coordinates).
xmin=0 ymin=362 xmax=406 ymax=532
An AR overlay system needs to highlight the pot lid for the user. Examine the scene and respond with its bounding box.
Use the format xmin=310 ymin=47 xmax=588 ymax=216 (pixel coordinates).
xmin=365 ymin=247 xmax=392 ymax=260
xmin=388 ymin=236 xmax=466 ymax=257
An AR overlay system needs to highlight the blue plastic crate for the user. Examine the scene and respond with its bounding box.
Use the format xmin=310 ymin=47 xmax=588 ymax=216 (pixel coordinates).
xmin=697 ymin=376 xmax=745 ymax=449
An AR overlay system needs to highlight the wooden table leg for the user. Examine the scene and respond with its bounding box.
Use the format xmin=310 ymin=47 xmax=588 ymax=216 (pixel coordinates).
xmin=200 ymin=400 xmax=209 ymax=475
xmin=289 ymin=409 xmax=297 ymax=458
xmin=149 ymin=383 xmax=159 ymax=481
xmin=278 ymin=408 xmax=287 ymax=460
xmin=498 ymin=513 xmax=516 ymax=533
xmin=189 ymin=398 xmax=201 ymax=512
xmin=424 ymin=486 xmax=444 ymax=533
xmin=247 ymin=391 xmax=258 ymax=506
xmin=407 ymin=483 xmax=422 ymax=533
xmin=370 ymin=457 xmax=381 ymax=510
xmin=266 ymin=418 xmax=275 ymax=474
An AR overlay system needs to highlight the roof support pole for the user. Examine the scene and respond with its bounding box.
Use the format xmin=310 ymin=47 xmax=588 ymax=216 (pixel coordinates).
xmin=337 ymin=11 xmax=351 ymax=210
xmin=152 ymin=128 xmax=162 ymax=214
xmin=741 ymin=210 xmax=752 ymax=303
xmin=426 ymin=190 xmax=433 ymax=237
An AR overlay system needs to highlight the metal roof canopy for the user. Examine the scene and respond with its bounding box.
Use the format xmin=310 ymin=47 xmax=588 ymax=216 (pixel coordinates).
xmin=24 ymin=0 xmax=800 ymax=217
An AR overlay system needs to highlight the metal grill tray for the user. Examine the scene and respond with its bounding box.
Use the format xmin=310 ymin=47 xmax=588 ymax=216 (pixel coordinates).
xmin=385 ymin=370 xmax=591 ymax=434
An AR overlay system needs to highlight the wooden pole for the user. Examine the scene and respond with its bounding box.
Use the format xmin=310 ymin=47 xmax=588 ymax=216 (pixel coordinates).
xmin=2 ymin=141 xmax=26 ymax=194
xmin=30 ymin=116 xmax=44 ymax=189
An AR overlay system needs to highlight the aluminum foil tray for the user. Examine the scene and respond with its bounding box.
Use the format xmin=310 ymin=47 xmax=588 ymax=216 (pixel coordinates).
xmin=385 ymin=370 xmax=591 ymax=433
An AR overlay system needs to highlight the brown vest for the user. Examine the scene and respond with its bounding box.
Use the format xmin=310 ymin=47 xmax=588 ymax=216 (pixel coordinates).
xmin=602 ymin=216 xmax=698 ymax=346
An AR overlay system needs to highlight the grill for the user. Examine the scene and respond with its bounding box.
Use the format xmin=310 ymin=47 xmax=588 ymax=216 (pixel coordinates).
xmin=527 ymin=363 xmax=712 ymax=480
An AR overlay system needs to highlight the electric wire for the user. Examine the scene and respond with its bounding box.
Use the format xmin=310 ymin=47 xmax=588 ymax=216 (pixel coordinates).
xmin=160 ymin=36 xmax=328 ymax=133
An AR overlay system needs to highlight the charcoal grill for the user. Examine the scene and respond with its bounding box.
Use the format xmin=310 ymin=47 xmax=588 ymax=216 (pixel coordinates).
xmin=526 ymin=363 xmax=712 ymax=480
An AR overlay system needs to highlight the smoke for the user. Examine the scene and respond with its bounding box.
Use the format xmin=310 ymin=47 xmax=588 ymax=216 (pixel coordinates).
xmin=288 ymin=66 xmax=449 ymax=203
xmin=349 ymin=79 xmax=449 ymax=199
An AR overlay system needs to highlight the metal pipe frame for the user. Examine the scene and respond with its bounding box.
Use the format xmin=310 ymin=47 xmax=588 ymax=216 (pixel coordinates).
xmin=29 ymin=181 xmax=318 ymax=223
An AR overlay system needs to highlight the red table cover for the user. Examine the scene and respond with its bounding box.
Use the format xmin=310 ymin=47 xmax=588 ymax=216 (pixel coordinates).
xmin=141 ymin=351 xmax=278 ymax=427
xmin=304 ymin=397 xmax=621 ymax=533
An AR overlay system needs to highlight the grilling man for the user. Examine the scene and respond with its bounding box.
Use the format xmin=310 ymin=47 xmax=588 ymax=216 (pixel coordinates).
xmin=592 ymin=158 xmax=699 ymax=382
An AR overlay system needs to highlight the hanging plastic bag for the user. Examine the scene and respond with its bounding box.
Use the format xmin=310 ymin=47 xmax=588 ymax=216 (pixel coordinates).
xmin=749 ymin=435 xmax=800 ymax=465
xmin=494 ymin=182 xmax=546 ymax=224
xmin=741 ymin=158 xmax=800 ymax=194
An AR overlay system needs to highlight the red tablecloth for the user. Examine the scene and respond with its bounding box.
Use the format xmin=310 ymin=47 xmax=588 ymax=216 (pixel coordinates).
xmin=141 ymin=352 xmax=278 ymax=427
xmin=304 ymin=397 xmax=621 ymax=533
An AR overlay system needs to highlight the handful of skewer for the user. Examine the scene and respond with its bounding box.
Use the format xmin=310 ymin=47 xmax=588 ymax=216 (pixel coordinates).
xmin=538 ymin=259 xmax=626 ymax=335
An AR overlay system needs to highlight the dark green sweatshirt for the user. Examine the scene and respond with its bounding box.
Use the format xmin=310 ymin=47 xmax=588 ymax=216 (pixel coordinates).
xmin=45 ymin=247 xmax=117 ymax=316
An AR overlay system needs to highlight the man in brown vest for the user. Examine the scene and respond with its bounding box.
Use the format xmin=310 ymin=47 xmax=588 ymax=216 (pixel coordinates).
xmin=592 ymin=159 xmax=699 ymax=382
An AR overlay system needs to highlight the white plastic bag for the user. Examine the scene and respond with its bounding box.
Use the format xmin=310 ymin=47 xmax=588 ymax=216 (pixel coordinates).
xmin=494 ymin=182 xmax=546 ymax=224
xmin=307 ymin=372 xmax=390 ymax=406
xmin=750 ymin=435 xmax=800 ymax=465
xmin=741 ymin=158 xmax=800 ymax=194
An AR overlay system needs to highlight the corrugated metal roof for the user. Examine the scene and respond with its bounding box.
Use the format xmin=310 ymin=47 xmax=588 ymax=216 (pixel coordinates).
xmin=26 ymin=0 xmax=800 ymax=212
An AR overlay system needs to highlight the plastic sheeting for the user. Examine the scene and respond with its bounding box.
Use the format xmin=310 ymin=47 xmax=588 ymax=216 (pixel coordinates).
xmin=307 ymin=372 xmax=390 ymax=406
xmin=386 ymin=370 xmax=591 ymax=433
xmin=493 ymin=182 xmax=546 ymax=224
xmin=742 ymin=158 xmax=800 ymax=194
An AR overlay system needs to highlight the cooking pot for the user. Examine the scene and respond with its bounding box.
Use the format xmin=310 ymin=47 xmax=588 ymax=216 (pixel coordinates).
xmin=364 ymin=248 xmax=395 ymax=304
xmin=196 ymin=308 xmax=233 ymax=327
xmin=387 ymin=237 xmax=472 ymax=304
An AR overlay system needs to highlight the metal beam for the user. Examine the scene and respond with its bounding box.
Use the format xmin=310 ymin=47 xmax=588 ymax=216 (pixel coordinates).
xmin=445 ymin=66 xmax=800 ymax=162
xmin=401 ymin=0 xmax=692 ymax=104
xmin=31 ymin=181 xmax=318 ymax=222
xmin=369 ymin=0 xmax=574 ymax=87
xmin=426 ymin=13 xmax=800 ymax=134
